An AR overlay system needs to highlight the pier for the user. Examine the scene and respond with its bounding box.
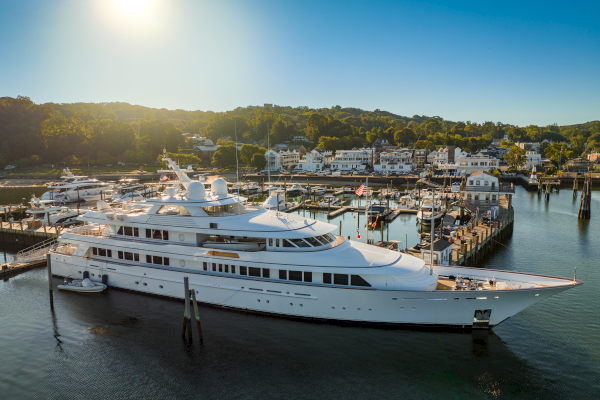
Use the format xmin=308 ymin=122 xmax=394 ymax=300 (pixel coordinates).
xmin=0 ymin=221 xmax=60 ymax=247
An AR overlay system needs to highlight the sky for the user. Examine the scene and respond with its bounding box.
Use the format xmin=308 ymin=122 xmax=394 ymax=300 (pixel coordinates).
xmin=1 ymin=0 xmax=599 ymax=126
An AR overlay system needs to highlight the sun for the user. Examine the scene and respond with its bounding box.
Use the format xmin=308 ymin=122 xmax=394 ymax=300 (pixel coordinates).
xmin=113 ymin=0 xmax=151 ymax=16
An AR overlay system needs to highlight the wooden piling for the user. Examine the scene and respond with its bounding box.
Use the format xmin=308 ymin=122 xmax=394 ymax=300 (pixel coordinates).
xmin=182 ymin=276 xmax=192 ymax=342
xmin=46 ymin=253 xmax=54 ymax=309
xmin=578 ymin=177 xmax=592 ymax=219
xmin=190 ymin=289 xmax=204 ymax=344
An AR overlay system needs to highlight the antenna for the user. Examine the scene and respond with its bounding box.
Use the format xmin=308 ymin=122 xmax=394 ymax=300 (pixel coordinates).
xmin=430 ymin=172 xmax=434 ymax=276
xmin=267 ymin=123 xmax=271 ymax=187
xmin=235 ymin=120 xmax=240 ymax=217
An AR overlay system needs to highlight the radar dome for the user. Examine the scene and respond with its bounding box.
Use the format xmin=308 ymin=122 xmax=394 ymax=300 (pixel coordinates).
xmin=166 ymin=187 xmax=176 ymax=198
xmin=187 ymin=181 xmax=205 ymax=200
xmin=212 ymin=178 xmax=228 ymax=196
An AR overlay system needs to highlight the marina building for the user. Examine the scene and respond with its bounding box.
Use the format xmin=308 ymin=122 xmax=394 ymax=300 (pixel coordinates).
xmin=193 ymin=139 xmax=219 ymax=166
xmin=438 ymin=153 xmax=499 ymax=176
xmin=413 ymin=149 xmax=430 ymax=169
xmin=523 ymin=151 xmax=542 ymax=170
xmin=265 ymin=149 xmax=300 ymax=172
xmin=461 ymin=171 xmax=514 ymax=207
xmin=329 ymin=148 xmax=373 ymax=171
xmin=297 ymin=149 xmax=333 ymax=172
xmin=373 ymin=149 xmax=414 ymax=173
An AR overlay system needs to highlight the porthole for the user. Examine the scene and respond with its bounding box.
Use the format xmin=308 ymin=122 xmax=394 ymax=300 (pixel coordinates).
xmin=357 ymin=308 xmax=361 ymax=310
xmin=91 ymin=274 xmax=95 ymax=276
xmin=135 ymin=281 xmax=139 ymax=284
xmin=332 ymin=307 xmax=335 ymax=309
xmin=78 ymin=271 xmax=81 ymax=274
xmin=257 ymin=299 xmax=260 ymax=302
xmin=290 ymin=303 xmax=293 ymax=306
xmin=143 ymin=283 xmax=147 ymax=286
xmin=179 ymin=260 xmax=186 ymax=267
xmin=159 ymin=285 xmax=163 ymax=289
xmin=179 ymin=234 xmax=185 ymax=241
xmin=266 ymin=300 xmax=269 ymax=303
xmin=300 ymin=304 xmax=303 ymax=307
xmin=342 ymin=307 xmax=345 ymax=310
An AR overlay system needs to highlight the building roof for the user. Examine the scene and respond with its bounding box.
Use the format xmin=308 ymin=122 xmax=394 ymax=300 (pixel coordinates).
xmin=423 ymin=239 xmax=454 ymax=252
xmin=468 ymin=171 xmax=497 ymax=178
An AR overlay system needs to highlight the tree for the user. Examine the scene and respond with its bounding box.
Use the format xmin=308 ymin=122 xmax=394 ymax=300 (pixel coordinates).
xmin=212 ymin=145 xmax=237 ymax=168
xmin=394 ymin=128 xmax=416 ymax=146
xmin=413 ymin=140 xmax=434 ymax=150
xmin=251 ymin=153 xmax=266 ymax=170
xmin=157 ymin=152 xmax=201 ymax=167
xmin=503 ymin=146 xmax=527 ymax=169
xmin=240 ymin=144 xmax=267 ymax=165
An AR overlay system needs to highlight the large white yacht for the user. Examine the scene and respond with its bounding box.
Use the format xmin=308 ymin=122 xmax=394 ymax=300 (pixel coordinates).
xmin=47 ymin=158 xmax=582 ymax=328
xmin=41 ymin=174 xmax=112 ymax=202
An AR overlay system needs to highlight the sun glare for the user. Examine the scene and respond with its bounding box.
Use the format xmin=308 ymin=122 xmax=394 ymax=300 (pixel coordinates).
xmin=113 ymin=0 xmax=151 ymax=17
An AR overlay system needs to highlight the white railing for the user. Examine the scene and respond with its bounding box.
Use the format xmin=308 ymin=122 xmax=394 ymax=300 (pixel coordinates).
xmin=11 ymin=237 xmax=57 ymax=265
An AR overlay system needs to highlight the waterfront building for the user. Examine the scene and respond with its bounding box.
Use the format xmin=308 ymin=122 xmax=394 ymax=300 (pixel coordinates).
xmin=421 ymin=239 xmax=453 ymax=265
xmin=427 ymin=146 xmax=467 ymax=167
xmin=413 ymin=149 xmax=430 ymax=169
xmin=193 ymin=139 xmax=219 ymax=166
xmin=461 ymin=171 xmax=514 ymax=207
xmin=297 ymin=149 xmax=333 ymax=172
xmin=329 ymin=148 xmax=373 ymax=171
xmin=516 ymin=142 xmax=541 ymax=151
xmin=566 ymin=157 xmax=593 ymax=172
xmin=265 ymin=149 xmax=300 ymax=171
xmin=438 ymin=153 xmax=499 ymax=176
xmin=373 ymin=149 xmax=413 ymax=173
xmin=523 ymin=151 xmax=542 ymax=170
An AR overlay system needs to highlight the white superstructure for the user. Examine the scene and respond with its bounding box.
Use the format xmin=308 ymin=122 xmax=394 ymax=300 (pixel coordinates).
xmin=47 ymin=157 xmax=581 ymax=328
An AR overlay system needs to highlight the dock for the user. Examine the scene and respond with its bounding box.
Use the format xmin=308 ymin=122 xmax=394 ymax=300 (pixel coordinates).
xmin=0 ymin=221 xmax=60 ymax=247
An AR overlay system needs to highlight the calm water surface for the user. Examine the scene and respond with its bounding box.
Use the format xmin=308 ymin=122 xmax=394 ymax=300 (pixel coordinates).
xmin=0 ymin=186 xmax=598 ymax=399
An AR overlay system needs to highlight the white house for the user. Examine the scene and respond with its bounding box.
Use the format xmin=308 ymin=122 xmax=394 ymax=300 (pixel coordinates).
xmin=438 ymin=152 xmax=499 ymax=176
xmin=374 ymin=149 xmax=413 ymax=173
xmin=297 ymin=149 xmax=333 ymax=172
xmin=265 ymin=149 xmax=300 ymax=171
xmin=462 ymin=171 xmax=502 ymax=205
xmin=523 ymin=151 xmax=542 ymax=170
xmin=421 ymin=239 xmax=453 ymax=265
xmin=428 ymin=146 xmax=467 ymax=167
xmin=329 ymin=148 xmax=373 ymax=171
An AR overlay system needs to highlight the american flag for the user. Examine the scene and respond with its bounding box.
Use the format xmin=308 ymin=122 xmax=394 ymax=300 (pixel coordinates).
xmin=160 ymin=173 xmax=169 ymax=182
xmin=355 ymin=184 xmax=367 ymax=196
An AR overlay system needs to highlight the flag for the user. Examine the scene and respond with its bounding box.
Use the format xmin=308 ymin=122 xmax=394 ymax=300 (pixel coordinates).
xmin=371 ymin=215 xmax=379 ymax=228
xmin=355 ymin=184 xmax=367 ymax=196
xmin=160 ymin=173 xmax=169 ymax=182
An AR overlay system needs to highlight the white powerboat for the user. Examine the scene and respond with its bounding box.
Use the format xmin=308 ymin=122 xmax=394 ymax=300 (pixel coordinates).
xmin=46 ymin=154 xmax=582 ymax=328
xmin=417 ymin=199 xmax=446 ymax=228
xmin=58 ymin=278 xmax=107 ymax=293
xmin=110 ymin=179 xmax=157 ymax=204
xmin=309 ymin=185 xmax=327 ymax=195
xmin=24 ymin=197 xmax=80 ymax=227
xmin=318 ymin=195 xmax=341 ymax=207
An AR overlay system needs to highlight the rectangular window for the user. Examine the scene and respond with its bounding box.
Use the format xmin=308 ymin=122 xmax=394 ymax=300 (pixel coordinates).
xmin=249 ymin=267 xmax=261 ymax=277
xmin=146 ymin=255 xmax=152 ymax=263
xmin=203 ymin=262 xmax=207 ymax=271
xmin=124 ymin=226 xmax=133 ymax=236
xmin=304 ymin=271 xmax=312 ymax=282
xmin=134 ymin=253 xmax=139 ymax=262
xmin=224 ymin=264 xmax=229 ymax=273
xmin=99 ymin=248 xmax=106 ymax=257
xmin=163 ymin=258 xmax=169 ymax=266
xmin=351 ymin=275 xmax=371 ymax=287
xmin=118 ymin=251 xmax=123 ymax=259
xmin=240 ymin=266 xmax=247 ymax=275
xmin=231 ymin=265 xmax=235 ymax=274
xmin=289 ymin=270 xmax=302 ymax=281
xmin=125 ymin=252 xmax=133 ymax=261
xmin=146 ymin=229 xmax=151 ymax=239
xmin=279 ymin=270 xmax=287 ymax=280
xmin=269 ymin=238 xmax=273 ymax=246
xmin=153 ymin=229 xmax=162 ymax=240
xmin=275 ymin=239 xmax=280 ymax=247
xmin=163 ymin=231 xmax=169 ymax=240
xmin=262 ymin=268 xmax=270 ymax=278
xmin=134 ymin=227 xmax=139 ymax=237
xmin=107 ymin=250 xmax=112 ymax=258
xmin=334 ymin=274 xmax=348 ymax=285
xmin=92 ymin=247 xmax=97 ymax=255
xmin=153 ymin=256 xmax=162 ymax=265
xmin=219 ymin=264 xmax=223 ymax=272
xmin=212 ymin=263 xmax=216 ymax=272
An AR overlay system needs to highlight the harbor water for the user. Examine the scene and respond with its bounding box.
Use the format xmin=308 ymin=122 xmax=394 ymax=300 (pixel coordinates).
xmin=0 ymin=186 xmax=598 ymax=399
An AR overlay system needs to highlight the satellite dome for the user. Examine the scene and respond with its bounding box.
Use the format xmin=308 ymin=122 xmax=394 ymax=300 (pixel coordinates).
xmin=187 ymin=181 xmax=205 ymax=200
xmin=212 ymin=178 xmax=228 ymax=196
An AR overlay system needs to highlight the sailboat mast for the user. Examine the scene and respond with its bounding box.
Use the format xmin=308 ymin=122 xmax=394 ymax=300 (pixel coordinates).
xmin=235 ymin=120 xmax=240 ymax=217
xmin=430 ymin=173 xmax=434 ymax=275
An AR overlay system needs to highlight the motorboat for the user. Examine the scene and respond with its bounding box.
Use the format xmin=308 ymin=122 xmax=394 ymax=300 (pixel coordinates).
xmin=24 ymin=197 xmax=80 ymax=227
xmin=309 ymin=185 xmax=327 ymax=195
xmin=109 ymin=179 xmax=157 ymax=203
xmin=286 ymin=182 xmax=305 ymax=197
xmin=58 ymin=278 xmax=107 ymax=293
xmin=46 ymin=153 xmax=582 ymax=328
xmin=318 ymin=195 xmax=342 ymax=207
xmin=262 ymin=191 xmax=295 ymax=212
xmin=365 ymin=202 xmax=389 ymax=222
xmin=417 ymin=199 xmax=446 ymax=228
xmin=41 ymin=176 xmax=113 ymax=202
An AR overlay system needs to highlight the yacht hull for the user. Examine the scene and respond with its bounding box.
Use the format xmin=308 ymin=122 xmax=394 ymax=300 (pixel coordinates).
xmin=48 ymin=257 xmax=576 ymax=327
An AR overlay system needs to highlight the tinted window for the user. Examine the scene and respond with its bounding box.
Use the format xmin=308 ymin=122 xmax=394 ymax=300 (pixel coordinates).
xmin=99 ymin=248 xmax=106 ymax=257
xmin=323 ymin=273 xmax=331 ymax=284
xmin=262 ymin=268 xmax=270 ymax=278
xmin=124 ymin=227 xmax=133 ymax=236
xmin=146 ymin=229 xmax=151 ymax=239
xmin=163 ymin=258 xmax=169 ymax=266
xmin=118 ymin=251 xmax=123 ymax=259
xmin=240 ymin=266 xmax=247 ymax=275
xmin=224 ymin=265 xmax=229 ymax=273
xmin=289 ymin=271 xmax=302 ymax=281
xmin=153 ymin=256 xmax=162 ymax=264
xmin=305 ymin=237 xmax=322 ymax=246
xmin=290 ymin=238 xmax=311 ymax=248
xmin=117 ymin=227 xmax=123 ymax=235
xmin=304 ymin=272 xmax=312 ymax=282
xmin=92 ymin=247 xmax=97 ymax=255
xmin=163 ymin=231 xmax=169 ymax=240
xmin=269 ymin=238 xmax=273 ymax=246
xmin=219 ymin=264 xmax=223 ymax=272
xmin=134 ymin=253 xmax=139 ymax=262
xmin=283 ymin=239 xmax=295 ymax=247
xmin=279 ymin=270 xmax=287 ymax=280
xmin=203 ymin=262 xmax=207 ymax=271
xmin=153 ymin=230 xmax=162 ymax=240
xmin=147 ymin=255 xmax=152 ymax=263
xmin=351 ymin=275 xmax=371 ymax=287
xmin=249 ymin=267 xmax=261 ymax=277
xmin=334 ymin=274 xmax=348 ymax=285
xmin=212 ymin=263 xmax=216 ymax=271
xmin=134 ymin=227 xmax=139 ymax=237
xmin=231 ymin=265 xmax=236 ymax=274
xmin=107 ymin=250 xmax=112 ymax=257
xmin=125 ymin=252 xmax=133 ymax=261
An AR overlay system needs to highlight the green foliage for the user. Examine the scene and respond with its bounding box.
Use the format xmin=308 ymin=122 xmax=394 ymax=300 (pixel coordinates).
xmin=414 ymin=140 xmax=434 ymax=150
xmin=240 ymin=144 xmax=267 ymax=165
xmin=317 ymin=136 xmax=364 ymax=153
xmin=157 ymin=152 xmax=201 ymax=167
xmin=251 ymin=153 xmax=266 ymax=170
xmin=212 ymin=145 xmax=237 ymax=168
xmin=503 ymin=146 xmax=527 ymax=169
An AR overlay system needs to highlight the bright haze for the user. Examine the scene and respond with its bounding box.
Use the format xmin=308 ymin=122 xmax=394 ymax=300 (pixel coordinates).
xmin=1 ymin=0 xmax=598 ymax=126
